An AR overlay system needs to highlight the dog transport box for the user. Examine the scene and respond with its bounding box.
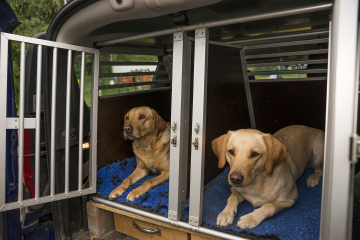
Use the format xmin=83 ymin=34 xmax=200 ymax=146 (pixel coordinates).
xmin=1 ymin=0 xmax=360 ymax=239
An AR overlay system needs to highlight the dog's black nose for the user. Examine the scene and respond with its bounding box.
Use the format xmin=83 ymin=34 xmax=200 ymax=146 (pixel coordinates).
xmin=124 ymin=125 xmax=133 ymax=133
xmin=230 ymin=172 xmax=244 ymax=185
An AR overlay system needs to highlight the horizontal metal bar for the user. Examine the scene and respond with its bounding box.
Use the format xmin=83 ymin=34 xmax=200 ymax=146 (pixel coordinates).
xmin=100 ymin=71 xmax=169 ymax=78
xmin=2 ymin=33 xmax=97 ymax=53
xmin=96 ymin=3 xmax=332 ymax=47
xmin=207 ymin=40 xmax=243 ymax=49
xmin=244 ymin=38 xmax=328 ymax=50
xmin=246 ymin=49 xmax=328 ymax=59
xmin=6 ymin=118 xmax=36 ymax=129
xmin=99 ymin=86 xmax=172 ymax=99
xmin=92 ymin=197 xmax=248 ymax=240
xmin=246 ymin=59 xmax=328 ymax=67
xmin=249 ymin=77 xmax=327 ymax=83
xmin=248 ymin=69 xmax=327 ymax=76
xmin=99 ymin=80 xmax=171 ymax=90
xmin=1 ymin=188 xmax=95 ymax=211
xmin=227 ymin=30 xmax=329 ymax=45
xmin=99 ymin=61 xmax=168 ymax=66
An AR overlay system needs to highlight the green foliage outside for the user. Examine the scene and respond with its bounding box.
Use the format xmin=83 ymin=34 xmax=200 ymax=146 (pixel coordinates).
xmin=248 ymin=65 xmax=307 ymax=79
xmin=7 ymin=0 xmax=64 ymax=112
xmin=7 ymin=0 xmax=157 ymax=108
xmin=73 ymin=53 xmax=158 ymax=105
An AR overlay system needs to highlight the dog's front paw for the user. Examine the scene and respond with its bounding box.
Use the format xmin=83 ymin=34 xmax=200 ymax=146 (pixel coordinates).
xmin=306 ymin=171 xmax=322 ymax=187
xmin=126 ymin=189 xmax=141 ymax=202
xmin=109 ymin=187 xmax=126 ymax=200
xmin=236 ymin=213 xmax=260 ymax=229
xmin=216 ymin=211 xmax=235 ymax=228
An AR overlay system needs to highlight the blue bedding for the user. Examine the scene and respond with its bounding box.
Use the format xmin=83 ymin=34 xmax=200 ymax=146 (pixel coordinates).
xmin=183 ymin=166 xmax=322 ymax=240
xmin=97 ymin=157 xmax=322 ymax=239
xmin=97 ymin=156 xmax=169 ymax=216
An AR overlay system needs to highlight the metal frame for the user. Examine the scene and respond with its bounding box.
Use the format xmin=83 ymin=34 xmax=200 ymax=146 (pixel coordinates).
xmin=240 ymin=49 xmax=256 ymax=129
xmin=0 ymin=32 xmax=99 ymax=211
xmin=188 ymin=28 xmax=209 ymax=227
xmin=320 ymin=0 xmax=359 ymax=238
xmin=96 ymin=3 xmax=332 ymax=47
xmin=168 ymin=32 xmax=192 ymax=221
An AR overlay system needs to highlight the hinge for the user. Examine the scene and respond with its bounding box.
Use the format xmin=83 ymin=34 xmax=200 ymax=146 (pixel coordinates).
xmin=168 ymin=210 xmax=178 ymax=221
xmin=350 ymin=133 xmax=360 ymax=164
xmin=174 ymin=32 xmax=184 ymax=42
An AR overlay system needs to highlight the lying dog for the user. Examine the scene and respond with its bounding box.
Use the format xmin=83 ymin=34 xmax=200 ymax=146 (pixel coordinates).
xmin=212 ymin=125 xmax=324 ymax=229
xmin=109 ymin=106 xmax=170 ymax=202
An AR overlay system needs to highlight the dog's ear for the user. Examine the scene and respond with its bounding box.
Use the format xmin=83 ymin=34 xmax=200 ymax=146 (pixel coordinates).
xmin=152 ymin=109 xmax=166 ymax=137
xmin=212 ymin=133 xmax=230 ymax=169
xmin=262 ymin=134 xmax=287 ymax=175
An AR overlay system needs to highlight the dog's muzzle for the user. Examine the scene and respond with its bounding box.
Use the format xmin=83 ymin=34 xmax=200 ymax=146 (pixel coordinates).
xmin=229 ymin=172 xmax=244 ymax=186
xmin=124 ymin=125 xmax=133 ymax=138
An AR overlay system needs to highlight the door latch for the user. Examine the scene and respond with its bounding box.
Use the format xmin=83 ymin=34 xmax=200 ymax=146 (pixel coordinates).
xmin=192 ymin=137 xmax=199 ymax=150
xmin=194 ymin=123 xmax=200 ymax=134
xmin=350 ymin=134 xmax=360 ymax=164
xmin=171 ymin=135 xmax=177 ymax=147
xmin=172 ymin=121 xmax=177 ymax=132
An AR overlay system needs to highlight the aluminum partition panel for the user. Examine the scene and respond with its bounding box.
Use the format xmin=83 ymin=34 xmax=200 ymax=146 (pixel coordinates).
xmin=0 ymin=33 xmax=98 ymax=212
xmin=188 ymin=28 xmax=209 ymax=227
xmin=320 ymin=0 xmax=359 ymax=239
xmin=168 ymin=32 xmax=191 ymax=221
xmin=0 ymin=33 xmax=9 ymax=209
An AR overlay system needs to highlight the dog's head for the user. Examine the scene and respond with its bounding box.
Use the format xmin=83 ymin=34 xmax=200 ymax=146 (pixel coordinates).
xmin=212 ymin=129 xmax=287 ymax=187
xmin=123 ymin=106 xmax=166 ymax=140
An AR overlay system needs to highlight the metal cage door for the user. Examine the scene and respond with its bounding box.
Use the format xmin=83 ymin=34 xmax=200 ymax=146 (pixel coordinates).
xmin=0 ymin=33 xmax=99 ymax=211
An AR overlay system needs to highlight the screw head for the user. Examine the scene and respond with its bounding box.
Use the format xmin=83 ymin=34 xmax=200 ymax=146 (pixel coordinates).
xmin=52 ymin=198 xmax=55 ymax=201
xmin=37 ymin=200 xmax=39 ymax=203
xmin=202 ymin=32 xmax=205 ymax=35
xmin=174 ymin=36 xmax=177 ymax=39
xmin=196 ymin=33 xmax=198 ymax=36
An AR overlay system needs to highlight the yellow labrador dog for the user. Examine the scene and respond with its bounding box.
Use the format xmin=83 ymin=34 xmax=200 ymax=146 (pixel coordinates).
xmin=212 ymin=125 xmax=324 ymax=229
xmin=109 ymin=106 xmax=170 ymax=202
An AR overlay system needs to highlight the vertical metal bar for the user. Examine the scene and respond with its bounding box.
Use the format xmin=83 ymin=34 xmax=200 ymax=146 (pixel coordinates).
xmin=35 ymin=45 xmax=42 ymax=199
xmin=168 ymin=32 xmax=191 ymax=220
xmin=0 ymin=34 xmax=9 ymax=207
xmin=78 ymin=52 xmax=85 ymax=191
xmin=17 ymin=42 xmax=26 ymax=203
xmin=240 ymin=49 xmax=256 ymax=129
xmin=50 ymin=47 xmax=58 ymax=197
xmin=320 ymin=19 xmax=332 ymax=240
xmin=188 ymin=28 xmax=209 ymax=227
xmin=89 ymin=51 xmax=99 ymax=192
xmin=320 ymin=0 xmax=359 ymax=239
xmin=65 ymin=50 xmax=72 ymax=194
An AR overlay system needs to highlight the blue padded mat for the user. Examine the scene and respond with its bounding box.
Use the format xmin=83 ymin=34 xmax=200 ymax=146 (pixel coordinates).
xmin=97 ymin=156 xmax=169 ymax=216
xmin=183 ymin=167 xmax=322 ymax=240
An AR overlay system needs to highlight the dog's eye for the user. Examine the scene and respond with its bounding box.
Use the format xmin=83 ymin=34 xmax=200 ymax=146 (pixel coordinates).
xmin=228 ymin=150 xmax=235 ymax=156
xmin=125 ymin=116 xmax=129 ymax=120
xmin=139 ymin=115 xmax=145 ymax=119
xmin=251 ymin=152 xmax=260 ymax=158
